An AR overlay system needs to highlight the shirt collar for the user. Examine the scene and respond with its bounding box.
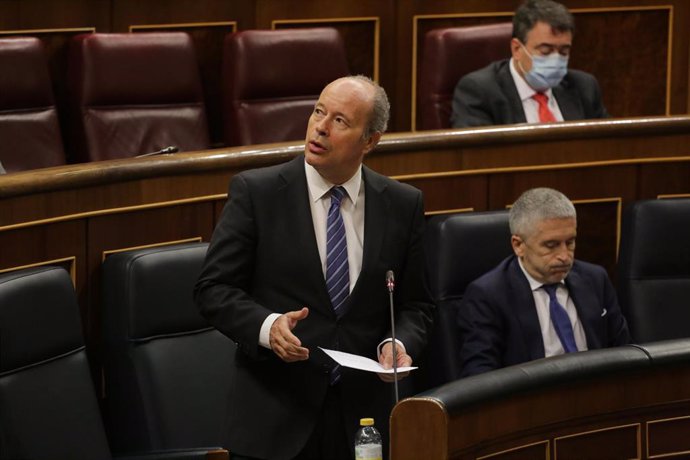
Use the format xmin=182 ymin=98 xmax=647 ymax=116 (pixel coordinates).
xmin=509 ymin=57 xmax=555 ymax=102
xmin=304 ymin=159 xmax=362 ymax=206
xmin=517 ymin=256 xmax=565 ymax=292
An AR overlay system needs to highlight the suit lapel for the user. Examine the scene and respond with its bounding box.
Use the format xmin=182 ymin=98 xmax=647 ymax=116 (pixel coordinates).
xmin=350 ymin=166 xmax=387 ymax=302
xmin=278 ymin=156 xmax=333 ymax=315
xmin=507 ymin=257 xmax=546 ymax=360
xmin=497 ymin=61 xmax=528 ymax=124
xmin=553 ymin=76 xmax=584 ymax=120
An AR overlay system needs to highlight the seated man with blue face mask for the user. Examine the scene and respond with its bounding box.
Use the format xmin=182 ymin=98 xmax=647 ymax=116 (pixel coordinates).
xmin=450 ymin=0 xmax=609 ymax=128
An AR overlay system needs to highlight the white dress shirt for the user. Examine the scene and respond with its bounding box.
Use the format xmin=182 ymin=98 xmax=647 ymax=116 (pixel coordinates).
xmin=509 ymin=58 xmax=565 ymax=123
xmin=517 ymin=258 xmax=588 ymax=356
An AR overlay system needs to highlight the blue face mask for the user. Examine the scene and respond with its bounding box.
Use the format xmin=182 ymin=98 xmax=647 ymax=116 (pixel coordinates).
xmin=519 ymin=42 xmax=569 ymax=92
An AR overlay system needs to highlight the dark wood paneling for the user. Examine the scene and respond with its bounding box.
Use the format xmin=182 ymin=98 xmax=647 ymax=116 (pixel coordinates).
xmin=571 ymin=8 xmax=670 ymax=118
xmin=111 ymin=0 xmax=252 ymax=31
xmin=637 ymin=162 xmax=690 ymax=199
xmin=0 ymin=220 xmax=88 ymax=321
xmin=554 ymin=424 xmax=640 ymax=460
xmin=476 ymin=441 xmax=548 ymax=460
xmin=404 ymin=174 xmax=489 ymax=213
xmin=573 ymin=200 xmax=621 ymax=281
xmin=0 ymin=0 xmax=109 ymax=30
xmin=648 ymin=416 xmax=690 ymax=458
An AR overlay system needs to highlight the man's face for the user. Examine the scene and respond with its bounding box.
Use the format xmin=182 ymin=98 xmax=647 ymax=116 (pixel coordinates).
xmin=511 ymin=20 xmax=573 ymax=77
xmin=512 ymin=217 xmax=576 ymax=284
xmin=304 ymin=78 xmax=380 ymax=185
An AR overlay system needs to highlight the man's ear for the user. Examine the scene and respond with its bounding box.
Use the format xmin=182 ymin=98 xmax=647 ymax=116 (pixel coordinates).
xmin=363 ymin=132 xmax=382 ymax=155
xmin=511 ymin=235 xmax=524 ymax=257
xmin=510 ymin=37 xmax=523 ymax=60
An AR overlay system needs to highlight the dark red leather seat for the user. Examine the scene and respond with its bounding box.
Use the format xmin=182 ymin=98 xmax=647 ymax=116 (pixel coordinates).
xmin=68 ymin=32 xmax=210 ymax=162
xmin=222 ymin=28 xmax=349 ymax=147
xmin=0 ymin=37 xmax=66 ymax=173
xmin=417 ymin=23 xmax=512 ymax=130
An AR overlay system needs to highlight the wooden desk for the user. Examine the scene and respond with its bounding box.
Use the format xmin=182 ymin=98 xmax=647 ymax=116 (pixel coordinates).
xmin=391 ymin=341 xmax=690 ymax=460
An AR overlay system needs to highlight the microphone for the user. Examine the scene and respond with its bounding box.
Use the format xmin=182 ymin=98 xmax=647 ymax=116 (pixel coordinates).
xmin=386 ymin=270 xmax=399 ymax=404
xmin=135 ymin=145 xmax=179 ymax=158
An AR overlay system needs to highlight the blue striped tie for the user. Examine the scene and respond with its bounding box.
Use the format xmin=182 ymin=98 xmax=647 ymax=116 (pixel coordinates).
xmin=326 ymin=186 xmax=349 ymax=385
xmin=543 ymin=284 xmax=578 ymax=353
xmin=326 ymin=186 xmax=349 ymax=316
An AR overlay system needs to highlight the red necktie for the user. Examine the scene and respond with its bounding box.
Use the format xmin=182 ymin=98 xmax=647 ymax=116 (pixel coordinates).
xmin=532 ymin=92 xmax=556 ymax=123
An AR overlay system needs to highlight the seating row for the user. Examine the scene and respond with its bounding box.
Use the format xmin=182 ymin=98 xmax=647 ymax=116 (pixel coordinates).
xmin=0 ymin=243 xmax=231 ymax=458
xmin=2 ymin=197 xmax=686 ymax=456
xmin=423 ymin=196 xmax=690 ymax=387
xmin=0 ymin=28 xmax=349 ymax=173
xmin=1 ymin=21 xmax=525 ymax=173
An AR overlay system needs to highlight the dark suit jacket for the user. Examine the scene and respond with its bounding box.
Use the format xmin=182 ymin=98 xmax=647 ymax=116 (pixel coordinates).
xmin=458 ymin=255 xmax=630 ymax=377
xmin=450 ymin=59 xmax=609 ymax=128
xmin=194 ymin=155 xmax=434 ymax=460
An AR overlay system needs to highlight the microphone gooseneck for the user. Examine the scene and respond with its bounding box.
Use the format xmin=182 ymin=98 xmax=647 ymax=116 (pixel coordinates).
xmin=386 ymin=270 xmax=399 ymax=404
xmin=135 ymin=145 xmax=179 ymax=158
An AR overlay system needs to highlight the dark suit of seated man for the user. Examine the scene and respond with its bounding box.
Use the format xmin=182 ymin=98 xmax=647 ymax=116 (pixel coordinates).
xmin=451 ymin=0 xmax=609 ymax=128
xmin=457 ymin=187 xmax=630 ymax=377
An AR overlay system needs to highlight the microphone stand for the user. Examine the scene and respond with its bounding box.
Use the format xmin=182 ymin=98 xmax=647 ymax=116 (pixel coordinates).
xmin=386 ymin=270 xmax=399 ymax=404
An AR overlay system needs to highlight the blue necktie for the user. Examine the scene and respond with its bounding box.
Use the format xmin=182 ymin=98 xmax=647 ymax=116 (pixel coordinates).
xmin=543 ymin=284 xmax=578 ymax=353
xmin=326 ymin=186 xmax=349 ymax=317
xmin=325 ymin=186 xmax=349 ymax=384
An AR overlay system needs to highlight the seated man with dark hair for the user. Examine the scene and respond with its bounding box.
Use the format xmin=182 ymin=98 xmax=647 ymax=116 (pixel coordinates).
xmin=451 ymin=0 xmax=609 ymax=128
xmin=457 ymin=187 xmax=630 ymax=377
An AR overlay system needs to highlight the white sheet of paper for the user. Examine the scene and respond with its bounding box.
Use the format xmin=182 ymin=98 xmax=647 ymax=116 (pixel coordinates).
xmin=319 ymin=347 xmax=418 ymax=374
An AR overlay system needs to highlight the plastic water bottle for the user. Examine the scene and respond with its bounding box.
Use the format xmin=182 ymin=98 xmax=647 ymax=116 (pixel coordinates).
xmin=355 ymin=417 xmax=382 ymax=460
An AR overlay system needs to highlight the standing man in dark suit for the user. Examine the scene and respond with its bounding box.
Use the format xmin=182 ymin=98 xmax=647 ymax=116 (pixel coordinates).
xmin=458 ymin=187 xmax=629 ymax=377
xmin=194 ymin=75 xmax=434 ymax=460
xmin=451 ymin=0 xmax=609 ymax=128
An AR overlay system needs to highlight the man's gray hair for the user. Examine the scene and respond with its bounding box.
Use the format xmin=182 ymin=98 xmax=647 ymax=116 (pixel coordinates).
xmin=509 ymin=187 xmax=576 ymax=236
xmin=347 ymin=75 xmax=390 ymax=139
xmin=512 ymin=0 xmax=575 ymax=43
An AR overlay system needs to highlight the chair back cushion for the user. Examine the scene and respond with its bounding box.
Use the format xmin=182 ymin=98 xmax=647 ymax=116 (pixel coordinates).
xmin=418 ymin=23 xmax=512 ymax=130
xmin=422 ymin=210 xmax=513 ymax=387
xmin=0 ymin=37 xmax=66 ymax=172
xmin=223 ymin=28 xmax=349 ymax=146
xmin=68 ymin=32 xmax=209 ymax=162
xmin=617 ymin=198 xmax=690 ymax=343
xmin=0 ymin=267 xmax=111 ymax=460
xmin=101 ymin=242 xmax=234 ymax=452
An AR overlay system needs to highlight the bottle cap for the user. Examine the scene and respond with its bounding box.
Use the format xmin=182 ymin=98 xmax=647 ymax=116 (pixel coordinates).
xmin=360 ymin=418 xmax=374 ymax=426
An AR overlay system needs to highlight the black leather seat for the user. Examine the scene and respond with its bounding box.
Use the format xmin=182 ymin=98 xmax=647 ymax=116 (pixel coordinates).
xmin=101 ymin=242 xmax=235 ymax=454
xmin=617 ymin=198 xmax=690 ymax=343
xmin=422 ymin=210 xmax=513 ymax=388
xmin=0 ymin=267 xmax=112 ymax=460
